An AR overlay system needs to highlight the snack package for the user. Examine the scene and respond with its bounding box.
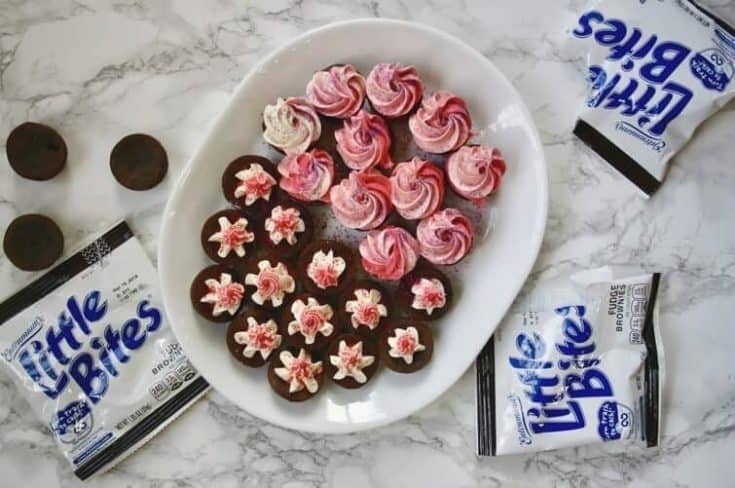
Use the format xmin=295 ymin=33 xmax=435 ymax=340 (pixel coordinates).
xmin=570 ymin=0 xmax=735 ymax=195
xmin=0 ymin=222 xmax=209 ymax=479
xmin=476 ymin=267 xmax=663 ymax=455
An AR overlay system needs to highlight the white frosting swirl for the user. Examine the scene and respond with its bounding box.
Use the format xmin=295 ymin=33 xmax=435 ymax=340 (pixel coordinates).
xmin=263 ymin=97 xmax=321 ymax=155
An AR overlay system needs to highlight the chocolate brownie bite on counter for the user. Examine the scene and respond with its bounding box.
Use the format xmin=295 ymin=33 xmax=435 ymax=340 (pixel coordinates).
xmin=110 ymin=133 xmax=168 ymax=190
xmin=379 ymin=321 xmax=433 ymax=373
xmin=396 ymin=263 xmax=453 ymax=320
xmin=3 ymin=214 xmax=64 ymax=271
xmin=221 ymin=155 xmax=279 ymax=217
xmin=226 ymin=307 xmax=283 ymax=368
xmin=338 ymin=279 xmax=392 ymax=337
xmin=282 ymin=293 xmax=336 ymax=351
xmin=325 ymin=333 xmax=379 ymax=389
xmin=297 ymin=240 xmax=356 ymax=296
xmin=242 ymin=254 xmax=296 ymax=311
xmin=190 ymin=265 xmax=245 ymax=322
xmin=259 ymin=201 xmax=313 ymax=258
xmin=268 ymin=346 xmax=325 ymax=402
xmin=200 ymin=209 xmax=257 ymax=266
xmin=6 ymin=122 xmax=67 ymax=180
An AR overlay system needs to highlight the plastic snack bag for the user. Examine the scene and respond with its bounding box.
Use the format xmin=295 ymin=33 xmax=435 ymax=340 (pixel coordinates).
xmin=0 ymin=221 xmax=209 ymax=479
xmin=570 ymin=0 xmax=735 ymax=195
xmin=476 ymin=267 xmax=663 ymax=455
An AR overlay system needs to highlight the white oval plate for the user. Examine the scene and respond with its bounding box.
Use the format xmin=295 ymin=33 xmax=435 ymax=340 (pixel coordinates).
xmin=159 ymin=19 xmax=547 ymax=434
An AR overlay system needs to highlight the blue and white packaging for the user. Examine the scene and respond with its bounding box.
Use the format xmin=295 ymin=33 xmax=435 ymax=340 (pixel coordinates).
xmin=0 ymin=222 xmax=209 ymax=479
xmin=570 ymin=0 xmax=735 ymax=195
xmin=476 ymin=267 xmax=663 ymax=455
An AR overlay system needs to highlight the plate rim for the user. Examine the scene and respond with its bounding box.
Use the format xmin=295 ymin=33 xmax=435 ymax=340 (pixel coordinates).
xmin=158 ymin=17 xmax=548 ymax=434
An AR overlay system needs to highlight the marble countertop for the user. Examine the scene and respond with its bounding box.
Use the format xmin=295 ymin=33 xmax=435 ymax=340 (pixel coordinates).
xmin=1 ymin=1 xmax=734 ymax=486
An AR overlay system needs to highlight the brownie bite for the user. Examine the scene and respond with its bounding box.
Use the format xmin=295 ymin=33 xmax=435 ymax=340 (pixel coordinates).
xmin=242 ymin=254 xmax=297 ymax=312
xmin=396 ymin=263 xmax=453 ymax=320
xmin=379 ymin=321 xmax=433 ymax=373
xmin=190 ymin=265 xmax=245 ymax=322
xmin=268 ymin=346 xmax=325 ymax=402
xmin=200 ymin=209 xmax=257 ymax=266
xmin=325 ymin=333 xmax=379 ymax=389
xmin=221 ymin=154 xmax=279 ymax=217
xmin=337 ymin=280 xmax=392 ymax=337
xmin=6 ymin=122 xmax=67 ymax=181
xmin=226 ymin=307 xmax=284 ymax=367
xmin=110 ymin=133 xmax=168 ymax=190
xmin=281 ymin=293 xmax=337 ymax=352
xmin=3 ymin=214 xmax=64 ymax=271
xmin=259 ymin=201 xmax=313 ymax=258
xmin=297 ymin=240 xmax=355 ymax=296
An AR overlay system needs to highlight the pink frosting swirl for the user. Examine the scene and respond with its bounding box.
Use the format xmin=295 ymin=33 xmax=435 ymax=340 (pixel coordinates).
xmin=359 ymin=226 xmax=420 ymax=281
xmin=335 ymin=110 xmax=393 ymax=171
xmin=306 ymin=64 xmax=366 ymax=119
xmin=416 ymin=208 xmax=473 ymax=265
xmin=446 ymin=145 xmax=506 ymax=203
xmin=330 ymin=171 xmax=392 ymax=230
xmin=278 ymin=149 xmax=335 ymax=202
xmin=409 ymin=91 xmax=472 ymax=154
xmin=366 ymin=63 xmax=424 ymax=118
xmin=390 ymin=157 xmax=445 ymax=220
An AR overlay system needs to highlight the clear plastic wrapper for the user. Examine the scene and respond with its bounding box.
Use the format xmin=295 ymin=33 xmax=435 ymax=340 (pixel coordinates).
xmin=0 ymin=221 xmax=209 ymax=479
xmin=476 ymin=267 xmax=663 ymax=455
xmin=570 ymin=0 xmax=735 ymax=195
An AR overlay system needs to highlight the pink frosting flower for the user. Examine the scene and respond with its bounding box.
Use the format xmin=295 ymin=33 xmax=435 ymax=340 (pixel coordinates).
xmin=366 ymin=63 xmax=424 ymax=118
xmin=416 ymin=208 xmax=473 ymax=265
xmin=200 ymin=273 xmax=244 ymax=317
xmin=359 ymin=226 xmax=420 ymax=281
xmin=306 ymin=64 xmax=366 ymax=119
xmin=409 ymin=91 xmax=472 ymax=154
xmin=446 ymin=145 xmax=506 ymax=203
xmin=390 ymin=157 xmax=445 ymax=220
xmin=330 ymin=171 xmax=393 ymax=230
xmin=278 ymin=149 xmax=335 ymax=203
xmin=335 ymin=110 xmax=393 ymax=171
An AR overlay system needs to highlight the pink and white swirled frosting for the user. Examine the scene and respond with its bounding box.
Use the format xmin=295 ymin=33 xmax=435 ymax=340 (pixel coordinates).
xmin=416 ymin=208 xmax=473 ymax=265
xmin=409 ymin=90 xmax=472 ymax=154
xmin=365 ymin=63 xmax=424 ymax=118
xmin=335 ymin=110 xmax=393 ymax=171
xmin=330 ymin=171 xmax=392 ymax=230
xmin=278 ymin=149 xmax=335 ymax=203
xmin=359 ymin=226 xmax=420 ymax=281
xmin=446 ymin=145 xmax=506 ymax=203
xmin=263 ymin=97 xmax=321 ymax=155
xmin=306 ymin=64 xmax=366 ymax=119
xmin=390 ymin=157 xmax=445 ymax=220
